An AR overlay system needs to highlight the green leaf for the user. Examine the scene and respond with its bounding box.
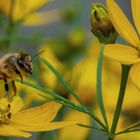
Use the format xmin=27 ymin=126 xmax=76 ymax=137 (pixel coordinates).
xmin=116 ymin=121 xmax=140 ymax=136
xmin=16 ymin=79 xmax=77 ymax=108
xmin=97 ymin=45 xmax=108 ymax=130
xmin=116 ymin=128 xmax=140 ymax=136
xmin=77 ymin=123 xmax=107 ymax=134
xmin=16 ymin=79 xmax=106 ymax=130
xmin=124 ymin=121 xmax=140 ymax=131
xmin=39 ymin=56 xmax=107 ymax=130
xmin=39 ymin=56 xmax=84 ymax=107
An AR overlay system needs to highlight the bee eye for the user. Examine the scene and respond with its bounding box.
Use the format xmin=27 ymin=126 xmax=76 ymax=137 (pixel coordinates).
xmin=17 ymin=59 xmax=24 ymax=67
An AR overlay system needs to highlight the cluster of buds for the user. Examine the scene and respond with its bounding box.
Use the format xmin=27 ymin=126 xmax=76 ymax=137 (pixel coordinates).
xmin=90 ymin=3 xmax=117 ymax=44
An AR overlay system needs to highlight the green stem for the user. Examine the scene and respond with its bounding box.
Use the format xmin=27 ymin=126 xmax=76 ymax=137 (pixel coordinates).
xmin=108 ymin=137 xmax=113 ymax=140
xmin=5 ymin=0 xmax=18 ymax=50
xmin=0 ymin=137 xmax=8 ymax=140
xmin=5 ymin=0 xmax=14 ymax=48
xmin=108 ymin=65 xmax=130 ymax=140
xmin=5 ymin=24 xmax=14 ymax=47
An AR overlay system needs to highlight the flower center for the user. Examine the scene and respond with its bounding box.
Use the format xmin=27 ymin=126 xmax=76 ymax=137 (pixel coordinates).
xmin=0 ymin=104 xmax=12 ymax=124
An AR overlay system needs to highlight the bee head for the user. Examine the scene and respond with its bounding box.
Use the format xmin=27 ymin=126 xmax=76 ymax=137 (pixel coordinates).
xmin=17 ymin=53 xmax=33 ymax=75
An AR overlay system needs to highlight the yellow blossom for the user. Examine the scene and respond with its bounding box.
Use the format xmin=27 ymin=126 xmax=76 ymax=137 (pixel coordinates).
xmin=0 ymin=96 xmax=77 ymax=138
xmin=104 ymin=0 xmax=140 ymax=90
xmin=58 ymin=110 xmax=90 ymax=140
xmin=117 ymin=133 xmax=140 ymax=140
xmin=67 ymin=28 xmax=86 ymax=48
xmin=16 ymin=79 xmax=51 ymax=107
xmin=0 ymin=0 xmax=59 ymax=26
xmin=23 ymin=10 xmax=60 ymax=26
xmin=40 ymin=44 xmax=63 ymax=89
xmin=47 ymin=38 xmax=140 ymax=139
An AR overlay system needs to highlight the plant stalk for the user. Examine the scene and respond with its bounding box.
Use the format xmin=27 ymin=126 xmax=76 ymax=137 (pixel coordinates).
xmin=108 ymin=65 xmax=130 ymax=140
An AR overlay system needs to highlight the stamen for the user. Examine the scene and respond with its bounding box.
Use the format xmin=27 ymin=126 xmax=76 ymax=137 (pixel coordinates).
xmin=0 ymin=104 xmax=12 ymax=124
xmin=7 ymin=112 xmax=11 ymax=119
xmin=8 ymin=104 xmax=10 ymax=109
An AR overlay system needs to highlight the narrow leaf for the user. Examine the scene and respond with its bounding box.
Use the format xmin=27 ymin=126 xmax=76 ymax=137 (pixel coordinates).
xmin=116 ymin=128 xmax=140 ymax=136
xmin=16 ymin=79 xmax=106 ymax=130
xmin=39 ymin=56 xmax=84 ymax=107
xmin=124 ymin=121 xmax=140 ymax=131
xmin=116 ymin=121 xmax=140 ymax=136
xmin=97 ymin=45 xmax=108 ymax=129
xmin=77 ymin=123 xmax=107 ymax=134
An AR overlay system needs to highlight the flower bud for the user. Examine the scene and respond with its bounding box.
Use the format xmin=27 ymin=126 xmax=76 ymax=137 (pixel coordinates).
xmin=90 ymin=3 xmax=117 ymax=44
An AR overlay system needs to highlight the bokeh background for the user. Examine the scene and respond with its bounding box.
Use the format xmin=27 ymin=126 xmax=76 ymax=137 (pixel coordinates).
xmin=0 ymin=0 xmax=140 ymax=140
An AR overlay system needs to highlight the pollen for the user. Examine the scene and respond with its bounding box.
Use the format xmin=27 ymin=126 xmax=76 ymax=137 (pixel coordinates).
xmin=0 ymin=103 xmax=11 ymax=124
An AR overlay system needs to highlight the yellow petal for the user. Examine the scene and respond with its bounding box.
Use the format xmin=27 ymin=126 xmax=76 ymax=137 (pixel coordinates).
xmin=25 ymin=0 xmax=49 ymax=11
xmin=16 ymin=79 xmax=49 ymax=107
xmin=40 ymin=45 xmax=62 ymax=89
xmin=117 ymin=132 xmax=140 ymax=140
xmin=123 ymin=78 xmax=140 ymax=109
xmin=104 ymin=44 xmax=140 ymax=64
xmin=11 ymin=102 xmax=62 ymax=125
xmin=106 ymin=0 xmax=140 ymax=47
xmin=0 ymin=0 xmax=49 ymax=21
xmin=131 ymin=0 xmax=140 ymax=37
xmin=10 ymin=121 xmax=77 ymax=131
xmin=58 ymin=110 xmax=90 ymax=140
xmin=10 ymin=96 xmax=24 ymax=114
xmin=23 ymin=10 xmax=59 ymax=26
xmin=0 ymin=125 xmax=31 ymax=138
xmin=130 ymin=62 xmax=140 ymax=90
xmin=0 ymin=98 xmax=9 ymax=110
xmin=0 ymin=0 xmax=29 ymax=21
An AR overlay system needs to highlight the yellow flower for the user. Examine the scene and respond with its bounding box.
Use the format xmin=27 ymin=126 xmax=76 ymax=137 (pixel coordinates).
xmin=71 ymin=38 xmax=100 ymax=93
xmin=23 ymin=10 xmax=59 ymax=26
xmin=40 ymin=44 xmax=63 ymax=89
xmin=16 ymin=79 xmax=51 ymax=107
xmin=67 ymin=28 xmax=86 ymax=48
xmin=51 ymin=38 xmax=140 ymax=139
xmin=104 ymin=0 xmax=140 ymax=90
xmin=58 ymin=110 xmax=90 ymax=140
xmin=0 ymin=0 xmax=59 ymax=26
xmin=0 ymin=96 xmax=76 ymax=138
xmin=117 ymin=133 xmax=140 ymax=140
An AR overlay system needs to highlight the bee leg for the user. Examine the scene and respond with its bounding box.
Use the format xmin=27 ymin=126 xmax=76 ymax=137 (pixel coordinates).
xmin=14 ymin=69 xmax=23 ymax=83
xmin=18 ymin=73 xmax=23 ymax=83
xmin=12 ymin=80 xmax=17 ymax=96
xmin=3 ymin=78 xmax=9 ymax=97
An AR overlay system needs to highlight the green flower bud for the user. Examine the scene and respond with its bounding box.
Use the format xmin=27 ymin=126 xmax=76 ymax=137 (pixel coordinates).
xmin=90 ymin=3 xmax=117 ymax=44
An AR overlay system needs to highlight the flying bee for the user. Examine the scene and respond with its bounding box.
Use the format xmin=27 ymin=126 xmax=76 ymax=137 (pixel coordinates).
xmin=0 ymin=51 xmax=44 ymax=97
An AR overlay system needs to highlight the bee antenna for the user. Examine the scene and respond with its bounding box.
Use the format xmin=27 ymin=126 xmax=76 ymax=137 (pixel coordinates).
xmin=31 ymin=50 xmax=45 ymax=62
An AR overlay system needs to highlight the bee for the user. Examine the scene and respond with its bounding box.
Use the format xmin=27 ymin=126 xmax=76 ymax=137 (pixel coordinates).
xmin=0 ymin=51 xmax=44 ymax=97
